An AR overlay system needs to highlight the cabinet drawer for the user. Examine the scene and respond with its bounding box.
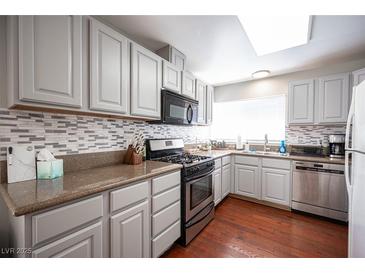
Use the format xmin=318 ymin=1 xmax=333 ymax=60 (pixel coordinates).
xmin=235 ymin=155 xmax=259 ymax=166
xmin=214 ymin=158 xmax=222 ymax=169
xmin=152 ymin=171 xmax=180 ymax=195
xmin=262 ymin=158 xmax=291 ymax=170
xmin=32 ymin=195 xmax=103 ymax=247
xmin=110 ymin=181 xmax=149 ymax=213
xmin=152 ymin=185 xmax=180 ymax=214
xmin=152 ymin=220 xmax=180 ymax=258
xmin=152 ymin=201 xmax=180 ymax=238
xmin=32 ymin=221 xmax=103 ymax=258
xmin=222 ymin=156 xmax=231 ymax=166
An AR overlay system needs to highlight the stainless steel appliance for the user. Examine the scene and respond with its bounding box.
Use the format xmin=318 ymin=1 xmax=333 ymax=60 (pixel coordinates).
xmin=292 ymin=161 xmax=348 ymax=221
xmin=152 ymin=90 xmax=198 ymax=125
xmin=329 ymin=134 xmax=345 ymax=158
xmin=146 ymin=138 xmax=215 ymax=245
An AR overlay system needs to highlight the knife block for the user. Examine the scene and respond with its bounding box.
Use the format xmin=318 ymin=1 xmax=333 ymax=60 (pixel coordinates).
xmin=123 ymin=145 xmax=143 ymax=165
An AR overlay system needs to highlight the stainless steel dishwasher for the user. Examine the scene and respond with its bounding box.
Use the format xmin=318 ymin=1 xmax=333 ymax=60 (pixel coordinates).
xmin=292 ymin=161 xmax=348 ymax=221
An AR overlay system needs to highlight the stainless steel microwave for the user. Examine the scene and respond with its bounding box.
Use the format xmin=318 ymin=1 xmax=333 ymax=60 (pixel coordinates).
xmin=156 ymin=89 xmax=198 ymax=125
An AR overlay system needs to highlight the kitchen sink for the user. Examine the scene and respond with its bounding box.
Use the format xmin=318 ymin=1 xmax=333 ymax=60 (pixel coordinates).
xmin=252 ymin=151 xmax=287 ymax=156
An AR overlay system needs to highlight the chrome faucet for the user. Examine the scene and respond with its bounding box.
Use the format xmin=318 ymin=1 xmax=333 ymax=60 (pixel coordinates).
xmin=264 ymin=134 xmax=269 ymax=152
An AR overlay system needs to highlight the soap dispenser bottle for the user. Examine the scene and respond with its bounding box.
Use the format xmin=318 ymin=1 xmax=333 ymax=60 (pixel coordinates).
xmin=279 ymin=140 xmax=286 ymax=154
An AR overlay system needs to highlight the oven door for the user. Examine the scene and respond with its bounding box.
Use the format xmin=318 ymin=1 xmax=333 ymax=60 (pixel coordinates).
xmin=185 ymin=170 xmax=214 ymax=221
xmin=162 ymin=90 xmax=198 ymax=125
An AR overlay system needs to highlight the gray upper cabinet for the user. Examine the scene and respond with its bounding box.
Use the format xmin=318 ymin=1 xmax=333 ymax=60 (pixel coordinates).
xmin=206 ymin=85 xmax=214 ymax=125
xmin=155 ymin=45 xmax=186 ymax=71
xmin=89 ymin=19 xmax=129 ymax=114
xmin=288 ymin=79 xmax=314 ymax=124
xmin=196 ymin=79 xmax=207 ymax=124
xmin=162 ymin=60 xmax=181 ymax=93
xmin=318 ymin=73 xmax=350 ymax=124
xmin=181 ymin=71 xmax=196 ymax=99
xmin=352 ymin=68 xmax=365 ymax=86
xmin=170 ymin=47 xmax=186 ymax=71
xmin=131 ymin=43 xmax=162 ymax=118
xmin=111 ymin=200 xmax=150 ymax=258
xmin=18 ymin=16 xmax=82 ymax=108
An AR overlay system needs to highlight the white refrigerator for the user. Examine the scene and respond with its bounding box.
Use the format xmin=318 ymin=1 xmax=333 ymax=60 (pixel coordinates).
xmin=345 ymin=80 xmax=365 ymax=257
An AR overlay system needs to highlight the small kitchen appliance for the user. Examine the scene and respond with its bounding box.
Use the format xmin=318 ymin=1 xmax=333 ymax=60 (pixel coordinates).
xmin=329 ymin=134 xmax=345 ymax=158
xmin=146 ymin=138 xmax=215 ymax=245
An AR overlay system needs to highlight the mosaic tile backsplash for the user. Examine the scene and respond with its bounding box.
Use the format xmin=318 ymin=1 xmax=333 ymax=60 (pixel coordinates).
xmin=286 ymin=125 xmax=346 ymax=145
xmin=0 ymin=108 xmax=211 ymax=161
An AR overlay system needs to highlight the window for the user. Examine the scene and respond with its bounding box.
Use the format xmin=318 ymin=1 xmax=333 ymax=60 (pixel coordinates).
xmin=211 ymin=95 xmax=286 ymax=142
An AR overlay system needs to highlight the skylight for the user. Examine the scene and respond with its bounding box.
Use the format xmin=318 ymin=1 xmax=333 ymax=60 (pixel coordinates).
xmin=238 ymin=16 xmax=311 ymax=56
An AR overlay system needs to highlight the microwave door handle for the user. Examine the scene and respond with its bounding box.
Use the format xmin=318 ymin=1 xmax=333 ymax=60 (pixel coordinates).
xmin=187 ymin=105 xmax=193 ymax=123
xmin=346 ymin=87 xmax=356 ymax=150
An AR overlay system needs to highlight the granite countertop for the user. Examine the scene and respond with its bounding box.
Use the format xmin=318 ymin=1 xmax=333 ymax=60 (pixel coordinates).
xmin=0 ymin=161 xmax=182 ymax=217
xmin=191 ymin=149 xmax=345 ymax=165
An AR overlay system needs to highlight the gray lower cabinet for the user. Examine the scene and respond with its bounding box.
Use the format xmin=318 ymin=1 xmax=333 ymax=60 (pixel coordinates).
xmin=6 ymin=170 xmax=181 ymax=258
xmin=234 ymin=164 xmax=260 ymax=199
xmin=130 ymin=42 xmax=162 ymax=118
xmin=32 ymin=222 xmax=103 ymax=258
xmin=151 ymin=172 xmax=181 ymax=257
xmin=18 ymin=15 xmax=82 ymax=108
xmin=221 ymin=163 xmax=231 ymax=198
xmin=261 ymin=168 xmax=290 ymax=206
xmin=213 ymin=168 xmax=222 ymax=205
xmin=111 ymin=200 xmax=150 ymax=258
xmin=89 ymin=19 xmax=129 ymax=114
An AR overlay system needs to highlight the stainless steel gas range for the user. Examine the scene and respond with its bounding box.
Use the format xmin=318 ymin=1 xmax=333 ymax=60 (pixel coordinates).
xmin=146 ymin=138 xmax=215 ymax=245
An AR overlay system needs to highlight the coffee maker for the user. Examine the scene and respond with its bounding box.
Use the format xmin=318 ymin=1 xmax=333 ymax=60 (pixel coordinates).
xmin=328 ymin=134 xmax=345 ymax=158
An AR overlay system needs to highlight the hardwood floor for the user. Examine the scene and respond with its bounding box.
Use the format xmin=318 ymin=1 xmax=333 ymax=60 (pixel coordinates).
xmin=163 ymin=197 xmax=348 ymax=258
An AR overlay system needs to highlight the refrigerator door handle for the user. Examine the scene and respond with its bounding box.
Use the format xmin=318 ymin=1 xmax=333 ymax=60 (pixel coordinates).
xmin=345 ymin=150 xmax=352 ymax=196
xmin=345 ymin=87 xmax=356 ymax=150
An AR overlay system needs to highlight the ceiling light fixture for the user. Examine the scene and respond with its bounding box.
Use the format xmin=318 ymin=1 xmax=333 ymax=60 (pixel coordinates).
xmin=252 ymin=70 xmax=270 ymax=79
xmin=238 ymin=15 xmax=311 ymax=56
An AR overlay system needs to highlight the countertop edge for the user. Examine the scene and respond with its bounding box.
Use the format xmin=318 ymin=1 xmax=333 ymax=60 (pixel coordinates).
xmin=2 ymin=164 xmax=182 ymax=217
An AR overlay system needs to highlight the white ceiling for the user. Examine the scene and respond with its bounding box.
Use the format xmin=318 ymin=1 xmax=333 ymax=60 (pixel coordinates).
xmin=101 ymin=15 xmax=365 ymax=86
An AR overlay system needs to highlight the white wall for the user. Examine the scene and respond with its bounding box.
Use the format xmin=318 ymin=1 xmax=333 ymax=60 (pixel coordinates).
xmin=214 ymin=58 xmax=365 ymax=102
xmin=0 ymin=16 xmax=6 ymax=108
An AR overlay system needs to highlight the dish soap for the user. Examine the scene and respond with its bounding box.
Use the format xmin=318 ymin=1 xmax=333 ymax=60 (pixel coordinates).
xmin=279 ymin=140 xmax=286 ymax=154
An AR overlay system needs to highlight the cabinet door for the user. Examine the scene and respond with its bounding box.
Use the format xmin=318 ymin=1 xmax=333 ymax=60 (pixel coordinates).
xmin=90 ymin=19 xmax=129 ymax=114
xmin=32 ymin=222 xmax=102 ymax=258
xmin=181 ymin=71 xmax=196 ymax=99
xmin=18 ymin=16 xmax=82 ymax=107
xmin=288 ymin=79 xmax=314 ymax=124
xmin=162 ymin=61 xmax=181 ymax=93
xmin=261 ymin=168 xmax=290 ymax=206
xmin=170 ymin=47 xmax=186 ymax=70
xmin=234 ymin=164 xmax=259 ymax=199
xmin=221 ymin=164 xmax=231 ymax=198
xmin=318 ymin=73 xmax=350 ymax=124
xmin=111 ymin=200 xmax=150 ymax=258
xmin=196 ymin=79 xmax=207 ymax=124
xmin=213 ymin=168 xmax=222 ymax=206
xmin=131 ymin=43 xmax=162 ymax=118
xmin=352 ymin=68 xmax=365 ymax=86
xmin=206 ymin=85 xmax=214 ymax=125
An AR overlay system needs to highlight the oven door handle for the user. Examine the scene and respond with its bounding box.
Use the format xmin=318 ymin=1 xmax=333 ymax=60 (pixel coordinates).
xmin=186 ymin=167 xmax=215 ymax=183
xmin=186 ymin=203 xmax=214 ymax=228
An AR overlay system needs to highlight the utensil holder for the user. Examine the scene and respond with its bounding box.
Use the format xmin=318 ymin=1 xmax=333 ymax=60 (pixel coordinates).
xmin=124 ymin=145 xmax=143 ymax=165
